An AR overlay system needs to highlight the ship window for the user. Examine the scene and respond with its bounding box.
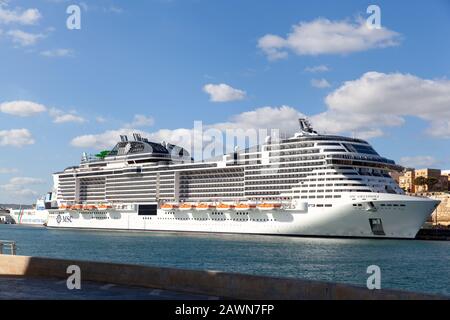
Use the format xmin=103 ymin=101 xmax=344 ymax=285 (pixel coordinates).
xmin=138 ymin=204 xmax=157 ymax=215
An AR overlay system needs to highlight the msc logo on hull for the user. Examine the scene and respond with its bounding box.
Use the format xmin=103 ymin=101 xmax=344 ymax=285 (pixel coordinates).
xmin=56 ymin=214 xmax=72 ymax=224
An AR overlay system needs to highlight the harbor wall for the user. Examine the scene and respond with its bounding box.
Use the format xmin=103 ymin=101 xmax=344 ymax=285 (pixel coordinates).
xmin=0 ymin=255 xmax=444 ymax=300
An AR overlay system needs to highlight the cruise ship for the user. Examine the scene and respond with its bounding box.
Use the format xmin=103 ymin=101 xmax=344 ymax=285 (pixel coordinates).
xmin=46 ymin=119 xmax=439 ymax=238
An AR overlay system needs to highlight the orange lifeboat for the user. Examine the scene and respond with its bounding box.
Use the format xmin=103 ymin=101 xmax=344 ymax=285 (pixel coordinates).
xmin=179 ymin=203 xmax=195 ymax=211
xmin=98 ymin=203 xmax=113 ymax=210
xmin=59 ymin=204 xmax=69 ymax=210
xmin=196 ymin=203 xmax=216 ymax=211
xmin=161 ymin=203 xmax=179 ymax=211
xmin=235 ymin=202 xmax=256 ymax=210
xmin=70 ymin=204 xmax=83 ymax=210
xmin=216 ymin=203 xmax=235 ymax=211
xmin=83 ymin=204 xmax=97 ymax=210
xmin=257 ymin=203 xmax=282 ymax=211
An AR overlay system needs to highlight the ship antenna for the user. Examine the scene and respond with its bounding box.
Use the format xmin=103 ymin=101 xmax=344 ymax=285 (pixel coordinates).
xmin=298 ymin=118 xmax=318 ymax=135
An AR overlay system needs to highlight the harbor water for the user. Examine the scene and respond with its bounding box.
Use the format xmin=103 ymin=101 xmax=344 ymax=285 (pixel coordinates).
xmin=1 ymin=224 xmax=449 ymax=296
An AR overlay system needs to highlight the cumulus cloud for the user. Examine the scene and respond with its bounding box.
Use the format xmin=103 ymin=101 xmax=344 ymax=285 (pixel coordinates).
xmin=311 ymin=78 xmax=331 ymax=88
xmin=0 ymin=100 xmax=47 ymax=116
xmin=210 ymin=106 xmax=303 ymax=133
xmin=40 ymin=48 xmax=74 ymax=58
xmin=0 ymin=5 xmax=41 ymax=25
xmin=0 ymin=129 xmax=35 ymax=147
xmin=125 ymin=114 xmax=154 ymax=128
xmin=203 ymin=83 xmax=246 ymax=102
xmin=258 ymin=17 xmax=400 ymax=60
xmin=0 ymin=176 xmax=44 ymax=199
xmin=49 ymin=108 xmax=86 ymax=124
xmin=7 ymin=29 xmax=44 ymax=46
xmin=319 ymin=71 xmax=450 ymax=138
xmin=398 ymin=156 xmax=438 ymax=169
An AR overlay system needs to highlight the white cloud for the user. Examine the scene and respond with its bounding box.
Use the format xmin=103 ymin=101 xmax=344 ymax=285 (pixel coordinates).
xmin=399 ymin=156 xmax=438 ymax=169
xmin=0 ymin=100 xmax=47 ymax=116
xmin=258 ymin=17 xmax=400 ymax=60
xmin=49 ymin=108 xmax=86 ymax=124
xmin=311 ymin=78 xmax=331 ymax=88
xmin=7 ymin=29 xmax=44 ymax=46
xmin=40 ymin=48 xmax=74 ymax=58
xmin=203 ymin=83 xmax=246 ymax=102
xmin=0 ymin=5 xmax=41 ymax=25
xmin=427 ymin=120 xmax=450 ymax=139
xmin=71 ymin=128 xmax=149 ymax=150
xmin=305 ymin=65 xmax=329 ymax=73
xmin=53 ymin=114 xmax=86 ymax=124
xmin=8 ymin=177 xmax=45 ymax=185
xmin=0 ymin=167 xmax=18 ymax=174
xmin=0 ymin=176 xmax=44 ymax=199
xmin=125 ymin=114 xmax=154 ymax=128
xmin=0 ymin=129 xmax=35 ymax=147
xmin=210 ymin=106 xmax=304 ymax=133
xmin=320 ymin=71 xmax=450 ymax=138
xmin=96 ymin=116 xmax=107 ymax=123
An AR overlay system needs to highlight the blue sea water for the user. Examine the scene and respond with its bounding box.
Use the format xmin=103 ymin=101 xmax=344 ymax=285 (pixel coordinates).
xmin=1 ymin=224 xmax=449 ymax=296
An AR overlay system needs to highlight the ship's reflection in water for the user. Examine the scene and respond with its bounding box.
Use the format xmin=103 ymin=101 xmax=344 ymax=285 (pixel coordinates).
xmin=1 ymin=224 xmax=449 ymax=297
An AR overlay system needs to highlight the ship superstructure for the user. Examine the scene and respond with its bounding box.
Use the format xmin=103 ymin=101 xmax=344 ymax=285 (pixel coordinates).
xmin=47 ymin=119 xmax=439 ymax=238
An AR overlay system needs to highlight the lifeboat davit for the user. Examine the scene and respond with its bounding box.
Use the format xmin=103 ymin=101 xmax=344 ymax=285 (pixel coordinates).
xmin=216 ymin=203 xmax=235 ymax=211
xmin=161 ymin=203 xmax=179 ymax=211
xmin=196 ymin=203 xmax=216 ymax=211
xmin=235 ymin=202 xmax=257 ymax=210
xmin=179 ymin=203 xmax=195 ymax=211
xmin=257 ymin=203 xmax=282 ymax=211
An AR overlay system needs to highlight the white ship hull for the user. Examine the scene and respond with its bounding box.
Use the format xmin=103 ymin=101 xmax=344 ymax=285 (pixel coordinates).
xmin=47 ymin=193 xmax=438 ymax=239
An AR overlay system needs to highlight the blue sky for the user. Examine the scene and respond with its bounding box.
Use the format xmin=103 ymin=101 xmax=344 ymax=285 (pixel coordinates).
xmin=1 ymin=0 xmax=450 ymax=203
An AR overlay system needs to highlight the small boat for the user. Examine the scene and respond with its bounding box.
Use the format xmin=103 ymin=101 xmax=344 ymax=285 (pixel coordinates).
xmin=235 ymin=202 xmax=257 ymax=210
xmin=59 ymin=204 xmax=69 ymax=210
xmin=257 ymin=203 xmax=282 ymax=211
xmin=179 ymin=203 xmax=195 ymax=211
xmin=161 ymin=203 xmax=179 ymax=211
xmin=70 ymin=204 xmax=83 ymax=210
xmin=196 ymin=203 xmax=216 ymax=211
xmin=216 ymin=203 xmax=235 ymax=211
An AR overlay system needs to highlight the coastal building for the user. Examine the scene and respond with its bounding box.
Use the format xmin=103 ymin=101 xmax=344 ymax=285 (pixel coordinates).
xmin=399 ymin=170 xmax=415 ymax=193
xmin=398 ymin=168 xmax=449 ymax=193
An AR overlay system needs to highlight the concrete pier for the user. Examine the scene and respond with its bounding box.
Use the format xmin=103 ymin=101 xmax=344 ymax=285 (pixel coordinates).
xmin=0 ymin=255 xmax=447 ymax=300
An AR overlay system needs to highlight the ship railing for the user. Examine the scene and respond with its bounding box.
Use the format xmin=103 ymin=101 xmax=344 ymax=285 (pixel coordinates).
xmin=0 ymin=240 xmax=17 ymax=255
